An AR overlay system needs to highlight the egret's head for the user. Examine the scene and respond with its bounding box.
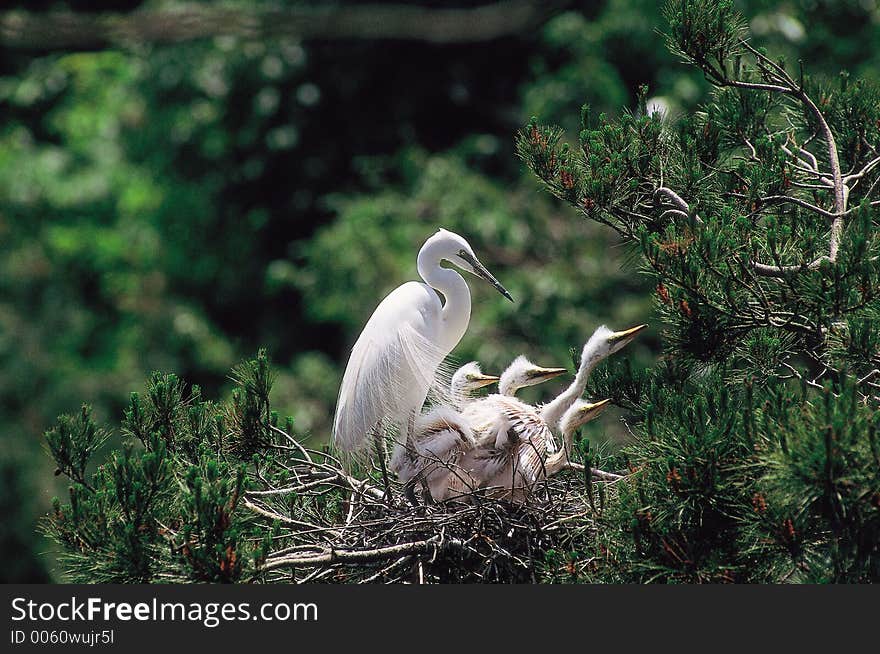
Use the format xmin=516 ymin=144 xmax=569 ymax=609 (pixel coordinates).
xmin=451 ymin=361 xmax=499 ymax=395
xmin=429 ymin=228 xmax=514 ymax=302
xmin=559 ymin=398 xmax=612 ymax=435
xmin=499 ymin=355 xmax=567 ymax=396
xmin=581 ymin=323 xmax=647 ymax=363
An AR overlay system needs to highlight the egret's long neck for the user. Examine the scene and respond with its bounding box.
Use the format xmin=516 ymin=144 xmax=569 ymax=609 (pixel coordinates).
xmin=545 ymin=423 xmax=577 ymax=476
xmin=498 ymin=377 xmax=516 ymax=397
xmin=417 ymin=243 xmax=471 ymax=351
xmin=540 ymin=347 xmax=603 ymax=431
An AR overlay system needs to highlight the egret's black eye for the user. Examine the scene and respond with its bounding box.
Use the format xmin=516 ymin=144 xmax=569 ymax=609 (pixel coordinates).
xmin=458 ymin=249 xmax=468 ymax=258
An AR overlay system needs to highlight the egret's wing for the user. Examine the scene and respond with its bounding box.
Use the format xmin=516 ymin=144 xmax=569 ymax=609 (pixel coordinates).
xmin=332 ymin=283 xmax=451 ymax=453
xmin=511 ymin=427 xmax=550 ymax=487
xmin=457 ymin=396 xmax=553 ymax=497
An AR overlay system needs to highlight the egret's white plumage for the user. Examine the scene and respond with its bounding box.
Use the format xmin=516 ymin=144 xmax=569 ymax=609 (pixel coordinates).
xmin=497 ymin=355 xmax=567 ymax=397
xmin=496 ymin=355 xmax=567 ymax=453
xmin=389 ymin=362 xmax=498 ymax=501
xmin=544 ymin=398 xmax=612 ymax=476
xmin=538 ymin=324 xmax=647 ymax=430
xmin=332 ymin=229 xmax=512 ymax=454
xmin=447 ymin=396 xmax=556 ymax=501
xmin=449 ymin=361 xmax=499 ymax=409
xmin=389 ymin=405 xmax=476 ymax=501
xmin=443 ymin=324 xmax=646 ymax=502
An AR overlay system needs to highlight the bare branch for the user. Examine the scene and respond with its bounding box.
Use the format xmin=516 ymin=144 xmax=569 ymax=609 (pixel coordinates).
xmin=844 ymin=154 xmax=880 ymax=186
xmin=260 ymin=535 xmax=466 ymax=570
xmin=727 ymin=39 xmax=847 ymax=265
xmin=756 ymin=194 xmax=837 ymax=219
xmin=0 ymin=1 xmax=565 ymax=51
xmin=751 ymin=256 xmax=829 ymax=277
xmin=654 ymin=187 xmax=703 ymax=224
xmin=841 ymin=199 xmax=880 ymax=216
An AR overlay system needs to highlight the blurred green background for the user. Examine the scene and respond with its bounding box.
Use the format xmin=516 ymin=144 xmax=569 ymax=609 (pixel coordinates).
xmin=1 ymin=0 xmax=877 ymax=582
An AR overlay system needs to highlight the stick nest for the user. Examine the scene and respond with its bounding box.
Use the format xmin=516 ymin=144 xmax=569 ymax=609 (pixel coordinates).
xmin=245 ymin=430 xmax=618 ymax=583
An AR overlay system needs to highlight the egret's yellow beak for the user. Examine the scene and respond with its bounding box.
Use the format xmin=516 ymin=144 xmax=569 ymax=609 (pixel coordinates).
xmin=607 ymin=324 xmax=648 ymax=346
xmin=527 ymin=366 xmax=568 ymax=382
xmin=581 ymin=398 xmax=612 ymax=419
xmin=468 ymin=373 xmax=500 ymax=388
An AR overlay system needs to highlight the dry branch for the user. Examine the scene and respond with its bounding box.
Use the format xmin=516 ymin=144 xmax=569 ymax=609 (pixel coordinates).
xmin=0 ymin=1 xmax=566 ymax=51
xmin=244 ymin=430 xmax=617 ymax=583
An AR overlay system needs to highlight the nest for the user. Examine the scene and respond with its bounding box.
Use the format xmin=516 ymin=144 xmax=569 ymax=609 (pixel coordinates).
xmin=244 ymin=429 xmax=624 ymax=583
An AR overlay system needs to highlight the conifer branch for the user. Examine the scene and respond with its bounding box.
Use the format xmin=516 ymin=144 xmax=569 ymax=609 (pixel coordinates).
xmin=845 ymin=154 xmax=880 ymax=186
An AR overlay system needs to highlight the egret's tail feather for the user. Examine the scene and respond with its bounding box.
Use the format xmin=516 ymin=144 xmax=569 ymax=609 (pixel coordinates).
xmin=332 ymin=322 xmax=454 ymax=458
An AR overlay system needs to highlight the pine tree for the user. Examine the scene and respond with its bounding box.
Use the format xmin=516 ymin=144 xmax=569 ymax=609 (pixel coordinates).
xmin=43 ymin=1 xmax=880 ymax=583
xmin=43 ymin=354 xmax=278 ymax=583
xmin=517 ymin=0 xmax=880 ymax=582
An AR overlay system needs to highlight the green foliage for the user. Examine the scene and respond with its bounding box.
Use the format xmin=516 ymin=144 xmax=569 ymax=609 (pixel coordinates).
xmin=520 ymin=1 xmax=880 ymax=582
xmin=6 ymin=0 xmax=880 ymax=582
xmin=663 ymin=0 xmax=748 ymax=83
xmin=43 ymin=353 xmax=279 ymax=583
xmin=45 ymin=406 xmax=110 ymax=489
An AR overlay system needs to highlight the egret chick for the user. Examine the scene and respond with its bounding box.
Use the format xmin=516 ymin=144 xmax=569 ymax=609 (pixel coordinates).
xmin=497 ymin=355 xmax=567 ymax=397
xmin=389 ymin=361 xmax=498 ymax=502
xmin=497 ymin=355 xmax=567 ymax=453
xmin=450 ymin=361 xmax=499 ymax=409
xmin=539 ymin=324 xmax=646 ymax=430
xmin=389 ymin=406 xmax=477 ymax=502
xmin=544 ymin=398 xmax=612 ymax=476
xmin=447 ymin=324 xmax=646 ymax=502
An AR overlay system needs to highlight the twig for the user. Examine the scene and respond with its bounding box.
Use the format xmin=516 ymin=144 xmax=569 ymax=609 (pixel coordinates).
xmin=259 ymin=535 xmax=466 ymax=570
xmin=654 ymin=187 xmax=703 ymax=224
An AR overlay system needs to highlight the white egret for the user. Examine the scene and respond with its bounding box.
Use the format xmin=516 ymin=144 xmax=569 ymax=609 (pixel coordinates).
xmin=389 ymin=362 xmax=498 ymax=502
xmin=332 ymin=228 xmax=513 ymax=455
xmin=496 ymin=355 xmax=567 ymax=453
xmin=446 ymin=400 xmax=553 ymax=501
xmin=444 ymin=324 xmax=646 ymax=501
xmin=443 ymin=398 xmax=609 ymax=502
xmin=507 ymin=397 xmax=611 ymax=491
xmin=388 ymin=405 xmax=476 ymax=503
xmin=544 ymin=398 xmax=612 ymax=476
xmin=390 ymin=358 xmax=566 ymax=503
xmin=538 ymin=324 xmax=646 ymax=431
xmin=497 ymin=355 xmax=567 ymax=397
xmin=449 ymin=361 xmax=499 ymax=409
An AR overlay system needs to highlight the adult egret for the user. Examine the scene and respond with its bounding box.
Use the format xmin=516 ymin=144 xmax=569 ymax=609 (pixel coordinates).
xmin=332 ymin=229 xmax=512 ymax=455
xmin=497 ymin=355 xmax=567 ymax=397
xmin=389 ymin=362 xmax=497 ymax=502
